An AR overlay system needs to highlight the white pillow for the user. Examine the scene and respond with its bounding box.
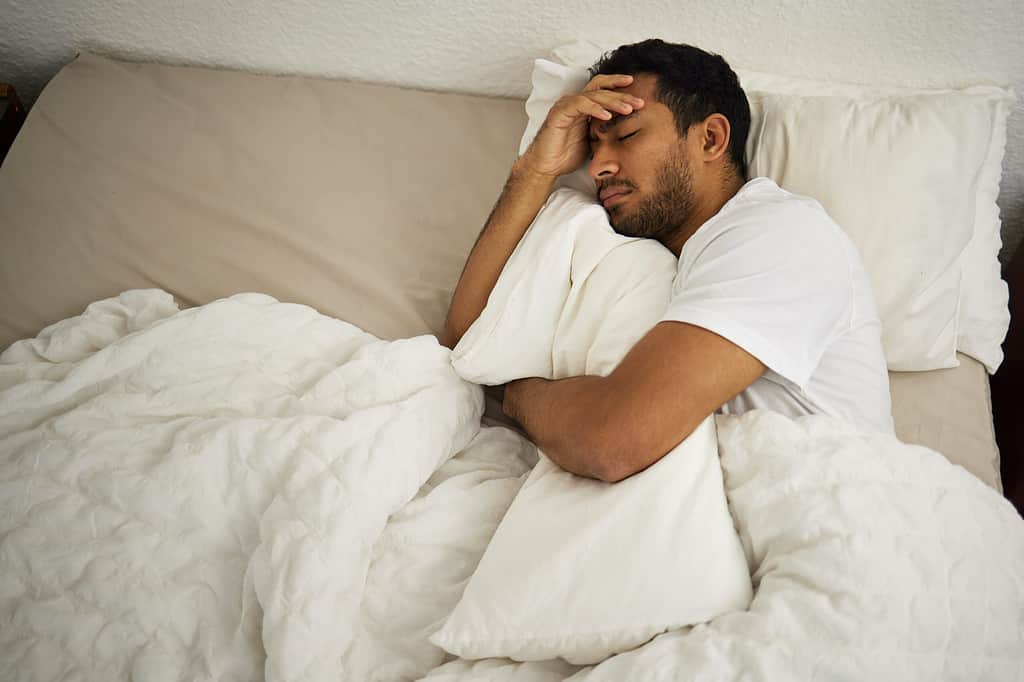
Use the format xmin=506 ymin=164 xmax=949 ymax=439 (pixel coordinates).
xmin=961 ymin=98 xmax=1013 ymax=373
xmin=430 ymin=416 xmax=753 ymax=665
xmin=522 ymin=40 xmax=1015 ymax=372
xmin=517 ymin=59 xmax=598 ymax=198
xmin=745 ymin=90 xmax=989 ymax=370
xmin=738 ymin=71 xmax=1015 ymax=373
xmin=450 ymin=189 xmax=676 ymax=383
xmin=434 ymin=188 xmax=752 ymax=664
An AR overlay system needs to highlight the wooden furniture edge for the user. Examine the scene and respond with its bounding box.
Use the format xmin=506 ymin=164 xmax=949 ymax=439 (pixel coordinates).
xmin=0 ymin=83 xmax=27 ymax=165
xmin=992 ymin=243 xmax=1023 ymax=516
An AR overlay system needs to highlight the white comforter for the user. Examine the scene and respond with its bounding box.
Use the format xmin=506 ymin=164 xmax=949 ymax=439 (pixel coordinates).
xmin=2 ymin=290 xmax=1022 ymax=681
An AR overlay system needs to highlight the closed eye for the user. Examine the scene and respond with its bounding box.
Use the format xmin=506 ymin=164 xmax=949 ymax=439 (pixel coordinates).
xmin=588 ymin=130 xmax=640 ymax=145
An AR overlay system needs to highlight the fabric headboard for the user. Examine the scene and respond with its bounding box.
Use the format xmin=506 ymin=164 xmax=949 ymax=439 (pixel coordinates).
xmin=0 ymin=52 xmax=526 ymax=347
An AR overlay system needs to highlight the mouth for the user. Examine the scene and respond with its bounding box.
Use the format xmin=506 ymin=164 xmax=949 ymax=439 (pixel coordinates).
xmin=602 ymin=190 xmax=631 ymax=208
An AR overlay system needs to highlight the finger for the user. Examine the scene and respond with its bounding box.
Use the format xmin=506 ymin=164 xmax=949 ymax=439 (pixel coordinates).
xmin=585 ymin=89 xmax=645 ymax=115
xmin=575 ymin=96 xmax=613 ymax=120
xmin=582 ymin=73 xmax=635 ymax=92
xmin=551 ymin=92 xmax=607 ymax=120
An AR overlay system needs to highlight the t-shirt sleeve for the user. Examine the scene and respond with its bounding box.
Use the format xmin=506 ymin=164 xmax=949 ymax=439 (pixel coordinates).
xmin=659 ymin=205 xmax=853 ymax=389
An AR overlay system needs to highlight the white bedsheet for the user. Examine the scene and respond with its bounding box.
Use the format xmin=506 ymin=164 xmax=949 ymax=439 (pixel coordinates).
xmin=2 ymin=289 xmax=1023 ymax=681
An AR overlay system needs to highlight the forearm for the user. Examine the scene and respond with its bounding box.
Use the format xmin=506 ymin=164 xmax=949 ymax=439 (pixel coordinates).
xmin=441 ymin=158 xmax=556 ymax=349
xmin=503 ymin=376 xmax=620 ymax=481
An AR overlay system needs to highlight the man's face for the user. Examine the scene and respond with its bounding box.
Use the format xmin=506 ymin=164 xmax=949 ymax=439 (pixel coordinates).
xmin=587 ymin=73 xmax=697 ymax=244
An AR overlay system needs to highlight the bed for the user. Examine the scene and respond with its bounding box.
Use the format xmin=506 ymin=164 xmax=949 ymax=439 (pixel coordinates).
xmin=0 ymin=51 xmax=1021 ymax=681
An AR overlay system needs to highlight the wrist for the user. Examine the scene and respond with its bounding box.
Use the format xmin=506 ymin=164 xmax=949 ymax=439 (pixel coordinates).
xmin=501 ymin=379 xmax=520 ymax=419
xmin=502 ymin=377 xmax=535 ymax=421
xmin=513 ymin=155 xmax=560 ymax=185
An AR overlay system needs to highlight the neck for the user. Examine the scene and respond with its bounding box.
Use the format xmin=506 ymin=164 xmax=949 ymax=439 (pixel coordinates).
xmin=665 ymin=173 xmax=746 ymax=257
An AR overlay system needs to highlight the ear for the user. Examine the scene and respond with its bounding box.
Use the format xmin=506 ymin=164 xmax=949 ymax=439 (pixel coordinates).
xmin=698 ymin=113 xmax=732 ymax=163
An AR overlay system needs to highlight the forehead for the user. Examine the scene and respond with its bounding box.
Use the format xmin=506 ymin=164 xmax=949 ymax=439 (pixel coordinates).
xmin=587 ymin=73 xmax=666 ymax=138
xmin=613 ymin=72 xmax=659 ymax=100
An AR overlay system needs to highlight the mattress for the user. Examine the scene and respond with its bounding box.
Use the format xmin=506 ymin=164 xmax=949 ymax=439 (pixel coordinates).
xmin=889 ymin=352 xmax=1001 ymax=490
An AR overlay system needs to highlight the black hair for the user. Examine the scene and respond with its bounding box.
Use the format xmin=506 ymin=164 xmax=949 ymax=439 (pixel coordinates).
xmin=589 ymin=39 xmax=750 ymax=180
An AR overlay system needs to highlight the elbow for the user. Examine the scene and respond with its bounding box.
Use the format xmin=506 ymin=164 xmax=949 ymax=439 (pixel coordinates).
xmin=441 ymin=309 xmax=477 ymax=350
xmin=439 ymin=318 xmax=464 ymax=350
xmin=598 ymin=466 xmax=629 ymax=484
xmin=596 ymin=438 xmax=657 ymax=484
xmin=599 ymin=451 xmax=641 ymax=483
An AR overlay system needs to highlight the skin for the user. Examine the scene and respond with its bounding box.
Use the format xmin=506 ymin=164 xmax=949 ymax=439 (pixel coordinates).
xmin=446 ymin=72 xmax=766 ymax=483
xmin=587 ymin=73 xmax=737 ymax=257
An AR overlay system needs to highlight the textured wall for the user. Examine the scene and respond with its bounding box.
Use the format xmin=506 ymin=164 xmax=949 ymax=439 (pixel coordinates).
xmin=1 ymin=0 xmax=1021 ymax=261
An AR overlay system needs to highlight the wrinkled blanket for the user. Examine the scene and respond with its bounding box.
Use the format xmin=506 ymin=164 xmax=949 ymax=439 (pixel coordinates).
xmin=2 ymin=290 xmax=1023 ymax=682
xmin=423 ymin=412 xmax=1024 ymax=681
xmin=0 ymin=290 xmax=484 ymax=681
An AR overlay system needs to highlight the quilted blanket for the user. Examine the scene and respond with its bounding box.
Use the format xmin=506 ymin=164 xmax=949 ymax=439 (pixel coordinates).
xmin=424 ymin=411 xmax=1024 ymax=681
xmin=0 ymin=290 xmax=485 ymax=680
xmin=2 ymin=290 xmax=1023 ymax=681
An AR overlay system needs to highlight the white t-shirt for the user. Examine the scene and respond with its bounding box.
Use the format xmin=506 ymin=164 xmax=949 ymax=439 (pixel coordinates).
xmin=659 ymin=177 xmax=894 ymax=434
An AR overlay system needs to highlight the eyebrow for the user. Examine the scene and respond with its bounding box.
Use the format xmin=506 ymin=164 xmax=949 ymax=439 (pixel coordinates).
xmin=588 ymin=111 xmax=640 ymax=141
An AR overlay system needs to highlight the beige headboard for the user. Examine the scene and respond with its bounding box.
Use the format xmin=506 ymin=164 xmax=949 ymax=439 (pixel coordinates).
xmin=0 ymin=52 xmax=525 ymax=347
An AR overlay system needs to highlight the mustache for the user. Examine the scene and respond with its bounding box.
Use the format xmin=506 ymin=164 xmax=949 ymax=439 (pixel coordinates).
xmin=598 ymin=181 xmax=635 ymax=193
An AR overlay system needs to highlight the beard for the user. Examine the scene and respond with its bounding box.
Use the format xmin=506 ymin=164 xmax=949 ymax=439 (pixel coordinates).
xmin=609 ymin=148 xmax=696 ymax=245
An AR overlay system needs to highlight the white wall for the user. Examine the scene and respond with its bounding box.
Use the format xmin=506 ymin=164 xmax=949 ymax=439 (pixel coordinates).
xmin=2 ymin=0 xmax=1022 ymax=262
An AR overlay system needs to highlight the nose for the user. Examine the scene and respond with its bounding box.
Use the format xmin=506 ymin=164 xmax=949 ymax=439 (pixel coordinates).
xmin=588 ymin=146 xmax=620 ymax=182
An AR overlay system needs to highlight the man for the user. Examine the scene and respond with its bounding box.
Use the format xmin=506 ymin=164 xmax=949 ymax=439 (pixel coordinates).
xmin=442 ymin=39 xmax=893 ymax=483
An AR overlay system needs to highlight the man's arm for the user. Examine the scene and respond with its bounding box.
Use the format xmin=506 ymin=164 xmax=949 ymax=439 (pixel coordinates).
xmin=440 ymin=73 xmax=644 ymax=349
xmin=502 ymin=321 xmax=766 ymax=482
xmin=441 ymin=158 xmax=555 ymax=349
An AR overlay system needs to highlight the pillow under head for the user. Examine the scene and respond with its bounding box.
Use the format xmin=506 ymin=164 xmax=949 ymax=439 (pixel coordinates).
xmin=521 ymin=40 xmax=1015 ymax=373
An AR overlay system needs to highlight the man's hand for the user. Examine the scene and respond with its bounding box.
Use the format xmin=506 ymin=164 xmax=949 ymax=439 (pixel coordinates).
xmin=441 ymin=73 xmax=645 ymax=350
xmin=503 ymin=375 xmax=613 ymax=481
xmin=520 ymin=74 xmax=646 ymax=179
